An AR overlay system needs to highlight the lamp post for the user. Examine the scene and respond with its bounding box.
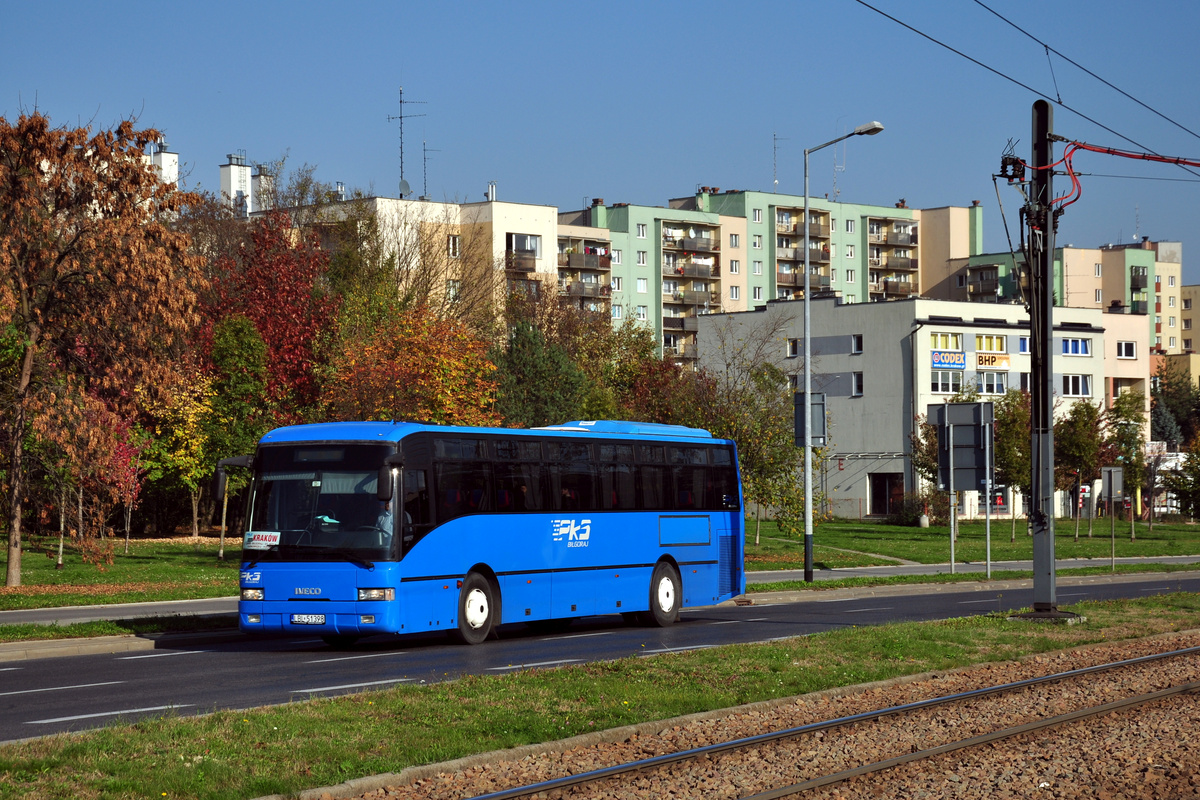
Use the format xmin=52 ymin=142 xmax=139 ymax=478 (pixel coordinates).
xmin=803 ymin=121 xmax=884 ymax=582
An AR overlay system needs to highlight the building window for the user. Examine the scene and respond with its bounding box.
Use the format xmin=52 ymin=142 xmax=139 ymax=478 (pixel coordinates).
xmin=777 ymin=288 xmax=793 ymax=300
xmin=1170 ymin=336 xmax=1177 ymax=348
xmin=752 ymin=286 xmax=763 ymax=301
xmin=851 ymin=372 xmax=864 ymax=396
xmin=1094 ymin=262 xmax=1102 ymax=277
xmin=753 ymin=209 xmax=762 ymax=223
xmin=446 ymin=279 xmax=461 ymax=303
xmin=1019 ymin=336 xmax=1030 ymax=354
xmin=845 ymin=244 xmax=855 ymax=259
xmin=1170 ymin=316 xmax=1177 ymax=327
xmin=1157 ymin=335 xmax=1163 ymax=346
xmin=846 ymin=219 xmax=855 ymax=233
xmin=1020 ymin=372 xmax=1031 ymax=392
xmin=636 ymin=223 xmax=647 ymax=238
xmin=1170 ymin=275 xmax=1177 ymax=287
xmin=1116 ymin=341 xmax=1135 ymax=359
xmin=1095 ymin=289 xmax=1102 ymax=304
xmin=846 ymin=269 xmax=855 ymax=283
xmin=1062 ymin=374 xmax=1092 ymax=397
xmin=1156 ymin=315 xmax=1162 ymax=325
xmin=1185 ymin=319 xmax=1193 ymax=330
xmin=975 ymin=334 xmax=1006 ymax=352
xmin=753 ymin=260 xmax=763 ymax=275
xmin=730 ymin=286 xmax=740 ymax=300
xmin=932 ymin=370 xmax=963 ymax=394
xmin=636 ymin=250 xmax=647 ymax=266
xmin=787 ymin=338 xmax=801 ymax=358
xmin=1061 ymin=337 xmax=1091 ymax=356
xmin=1185 ymin=298 xmax=1193 ymax=310
xmin=636 ymin=278 xmax=647 ymax=293
xmin=931 ymin=332 xmax=962 ymax=350
xmin=635 ymin=305 xmax=647 ymax=321
xmin=729 ymin=259 xmax=740 ymax=274
xmin=978 ymin=372 xmax=1007 ymax=394
xmin=612 ymin=249 xmax=622 ymax=265
xmin=507 ymin=232 xmax=541 ymax=258
xmin=1185 ymin=339 xmax=1193 ymax=351
xmin=1170 ymin=296 xmax=1177 ymax=307
xmin=851 ymin=333 xmax=864 ymax=354
xmin=957 ymin=275 xmax=967 ymax=288
xmin=752 ymin=234 xmax=763 ymax=249
xmin=729 ymin=233 xmax=740 ymax=248
xmin=447 ymin=234 xmax=461 ymax=258
xmin=612 ymin=304 xmax=623 ymax=320
xmin=831 ymin=269 xmax=837 ymax=283
xmin=611 ymin=276 xmax=623 ymax=292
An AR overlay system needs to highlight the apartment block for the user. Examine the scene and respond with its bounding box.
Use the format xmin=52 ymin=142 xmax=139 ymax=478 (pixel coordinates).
xmin=697 ymin=297 xmax=1150 ymax=519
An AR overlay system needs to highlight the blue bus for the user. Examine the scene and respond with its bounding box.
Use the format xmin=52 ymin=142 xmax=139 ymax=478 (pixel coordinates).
xmin=217 ymin=420 xmax=744 ymax=647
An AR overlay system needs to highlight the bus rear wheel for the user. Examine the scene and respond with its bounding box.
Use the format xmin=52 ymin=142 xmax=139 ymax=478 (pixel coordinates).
xmin=457 ymin=573 xmax=496 ymax=645
xmin=647 ymin=562 xmax=681 ymax=627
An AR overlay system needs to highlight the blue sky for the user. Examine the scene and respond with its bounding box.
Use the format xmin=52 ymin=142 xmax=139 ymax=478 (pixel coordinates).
xmin=5 ymin=1 xmax=1198 ymax=278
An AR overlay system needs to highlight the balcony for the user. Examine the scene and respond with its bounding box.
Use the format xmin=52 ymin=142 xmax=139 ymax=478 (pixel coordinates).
xmin=505 ymin=250 xmax=536 ymax=272
xmin=662 ymin=263 xmax=716 ymax=279
xmin=792 ymin=274 xmax=831 ymax=292
xmin=808 ymin=247 xmax=831 ymax=264
xmin=560 ymin=282 xmax=610 ymax=299
xmin=557 ymin=253 xmax=612 ymax=271
xmin=661 ymin=317 xmax=700 ymax=331
xmin=776 ymin=222 xmax=798 ymax=234
xmin=884 ymin=279 xmax=916 ymax=296
xmin=680 ymin=237 xmax=717 ymax=252
xmin=887 ymin=256 xmax=918 ymax=272
xmin=776 ymin=271 xmax=797 ymax=287
xmin=1131 ymin=267 xmax=1148 ymax=290
xmin=887 ymin=230 xmax=917 ymax=246
xmin=1131 ymin=300 xmax=1148 ymax=314
xmin=806 ymin=222 xmax=830 ymax=238
xmin=776 ymin=247 xmax=799 ymax=260
xmin=667 ymin=290 xmax=720 ymax=306
xmin=968 ymin=278 xmax=999 ymax=294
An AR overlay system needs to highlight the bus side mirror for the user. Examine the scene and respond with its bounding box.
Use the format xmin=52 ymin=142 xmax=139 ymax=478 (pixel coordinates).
xmin=215 ymin=454 xmax=253 ymax=503
xmin=377 ymin=453 xmax=404 ymax=502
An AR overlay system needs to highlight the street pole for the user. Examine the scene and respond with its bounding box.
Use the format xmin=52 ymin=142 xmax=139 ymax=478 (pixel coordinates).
xmin=802 ymin=121 xmax=884 ymax=582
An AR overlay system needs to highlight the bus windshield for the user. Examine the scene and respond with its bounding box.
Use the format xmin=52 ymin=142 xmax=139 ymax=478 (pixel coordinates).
xmin=244 ymin=444 xmax=395 ymax=563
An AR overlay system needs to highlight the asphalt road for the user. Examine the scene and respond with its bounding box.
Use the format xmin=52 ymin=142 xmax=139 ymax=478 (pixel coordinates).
xmin=1 ymin=568 xmax=1198 ymax=743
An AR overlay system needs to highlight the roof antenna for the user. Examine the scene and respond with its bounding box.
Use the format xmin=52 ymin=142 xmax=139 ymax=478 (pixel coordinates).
xmin=386 ymin=86 xmax=426 ymax=197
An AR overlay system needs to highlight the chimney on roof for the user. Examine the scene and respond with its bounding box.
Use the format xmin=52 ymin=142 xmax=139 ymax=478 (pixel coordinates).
xmin=895 ymin=198 xmax=907 ymax=208
xmin=972 ymin=200 xmax=981 ymax=207
xmin=591 ymin=198 xmax=604 ymax=206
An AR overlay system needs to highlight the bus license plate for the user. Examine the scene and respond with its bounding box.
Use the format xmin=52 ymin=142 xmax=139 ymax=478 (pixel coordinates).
xmin=291 ymin=614 xmax=325 ymax=625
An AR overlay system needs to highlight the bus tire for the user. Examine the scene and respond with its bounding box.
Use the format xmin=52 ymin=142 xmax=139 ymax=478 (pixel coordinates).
xmin=457 ymin=572 xmax=496 ymax=645
xmin=647 ymin=562 xmax=681 ymax=627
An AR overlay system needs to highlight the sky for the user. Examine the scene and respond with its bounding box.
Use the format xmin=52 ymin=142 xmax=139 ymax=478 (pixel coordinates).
xmin=5 ymin=1 xmax=1199 ymax=279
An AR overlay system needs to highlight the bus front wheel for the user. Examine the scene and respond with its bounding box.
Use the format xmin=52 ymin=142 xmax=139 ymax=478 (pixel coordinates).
xmin=457 ymin=573 xmax=496 ymax=645
xmin=646 ymin=562 xmax=681 ymax=627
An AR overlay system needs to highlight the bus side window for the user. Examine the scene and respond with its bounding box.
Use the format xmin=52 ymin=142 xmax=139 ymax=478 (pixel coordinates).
xmin=401 ymin=469 xmax=432 ymax=548
xmin=435 ymin=462 xmax=491 ymax=522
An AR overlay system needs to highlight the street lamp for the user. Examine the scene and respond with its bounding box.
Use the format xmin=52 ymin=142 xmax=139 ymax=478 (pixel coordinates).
xmin=803 ymin=120 xmax=884 ymax=582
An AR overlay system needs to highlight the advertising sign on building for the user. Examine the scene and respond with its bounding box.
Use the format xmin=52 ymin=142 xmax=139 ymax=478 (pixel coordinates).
xmin=931 ymin=350 xmax=966 ymax=370
xmin=975 ymin=353 xmax=1011 ymax=370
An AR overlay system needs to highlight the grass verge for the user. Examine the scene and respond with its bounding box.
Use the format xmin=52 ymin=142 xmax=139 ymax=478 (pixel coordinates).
xmin=1 ymin=593 xmax=1198 ymax=799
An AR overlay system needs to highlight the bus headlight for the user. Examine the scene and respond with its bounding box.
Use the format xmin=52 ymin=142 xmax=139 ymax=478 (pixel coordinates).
xmin=241 ymin=588 xmax=264 ymax=601
xmin=358 ymin=588 xmax=395 ymax=601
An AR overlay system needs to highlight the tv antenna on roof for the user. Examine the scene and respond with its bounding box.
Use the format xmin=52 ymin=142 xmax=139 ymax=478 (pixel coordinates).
xmin=773 ymin=132 xmax=788 ymax=193
xmin=387 ymin=86 xmax=425 ymax=197
xmin=422 ymin=140 xmax=440 ymax=199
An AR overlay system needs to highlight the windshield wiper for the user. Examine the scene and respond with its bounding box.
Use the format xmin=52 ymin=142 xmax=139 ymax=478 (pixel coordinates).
xmin=320 ymin=548 xmax=375 ymax=570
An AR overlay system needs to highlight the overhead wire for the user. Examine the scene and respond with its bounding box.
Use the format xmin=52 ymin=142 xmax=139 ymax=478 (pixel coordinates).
xmin=852 ymin=0 xmax=1200 ymax=182
xmin=973 ymin=0 xmax=1200 ymax=143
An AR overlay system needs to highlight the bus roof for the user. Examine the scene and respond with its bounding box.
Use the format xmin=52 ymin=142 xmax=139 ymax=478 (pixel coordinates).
xmin=258 ymin=420 xmax=720 ymax=446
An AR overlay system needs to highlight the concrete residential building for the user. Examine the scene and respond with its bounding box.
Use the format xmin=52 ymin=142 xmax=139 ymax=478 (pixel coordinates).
xmin=697 ymin=297 xmax=1151 ymax=519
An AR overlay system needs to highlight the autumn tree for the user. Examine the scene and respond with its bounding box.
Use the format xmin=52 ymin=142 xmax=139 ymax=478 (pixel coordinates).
xmin=1104 ymin=391 xmax=1147 ymax=539
xmin=0 ymin=113 xmax=203 ymax=586
xmin=322 ymin=308 xmax=499 ymax=426
xmin=209 ymin=211 xmax=337 ymax=423
xmin=141 ymin=372 xmax=216 ymax=539
xmin=1055 ymin=400 xmax=1102 ymax=540
xmin=1152 ymin=360 xmax=1198 ymax=445
xmin=992 ymin=389 xmax=1032 ymax=541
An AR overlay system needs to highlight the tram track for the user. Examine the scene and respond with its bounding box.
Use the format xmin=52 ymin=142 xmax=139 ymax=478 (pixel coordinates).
xmin=452 ymin=644 xmax=1200 ymax=800
xmin=373 ymin=636 xmax=1200 ymax=800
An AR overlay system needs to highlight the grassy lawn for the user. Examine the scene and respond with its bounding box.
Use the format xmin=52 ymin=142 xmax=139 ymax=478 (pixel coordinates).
xmin=746 ymin=517 xmax=1200 ymax=570
xmin=0 ymin=592 xmax=1196 ymax=800
xmin=0 ymin=537 xmax=239 ymax=611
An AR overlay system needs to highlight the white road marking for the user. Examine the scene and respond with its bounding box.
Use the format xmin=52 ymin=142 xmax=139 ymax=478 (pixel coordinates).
xmin=26 ymin=705 xmax=193 ymax=725
xmin=959 ymin=598 xmax=1006 ymax=605
xmin=1140 ymin=586 xmax=1172 ymax=592
xmin=293 ymin=678 xmax=414 ymax=693
xmin=550 ymin=632 xmax=614 ymax=641
xmin=0 ymin=681 xmax=123 ymax=698
xmin=843 ymin=607 xmax=893 ymax=613
xmin=487 ymin=659 xmax=582 ymax=671
xmin=118 ymin=650 xmax=210 ymax=660
xmin=306 ymin=651 xmax=407 ymax=664
xmin=712 ymin=617 xmax=768 ymax=624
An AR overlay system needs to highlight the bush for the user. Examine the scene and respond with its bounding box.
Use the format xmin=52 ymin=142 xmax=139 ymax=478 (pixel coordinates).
xmin=888 ymin=491 xmax=950 ymax=526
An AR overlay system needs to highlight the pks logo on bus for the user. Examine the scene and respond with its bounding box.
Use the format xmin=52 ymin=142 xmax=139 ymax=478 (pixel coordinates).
xmin=552 ymin=519 xmax=591 ymax=548
xmin=240 ymin=570 xmax=262 ymax=584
